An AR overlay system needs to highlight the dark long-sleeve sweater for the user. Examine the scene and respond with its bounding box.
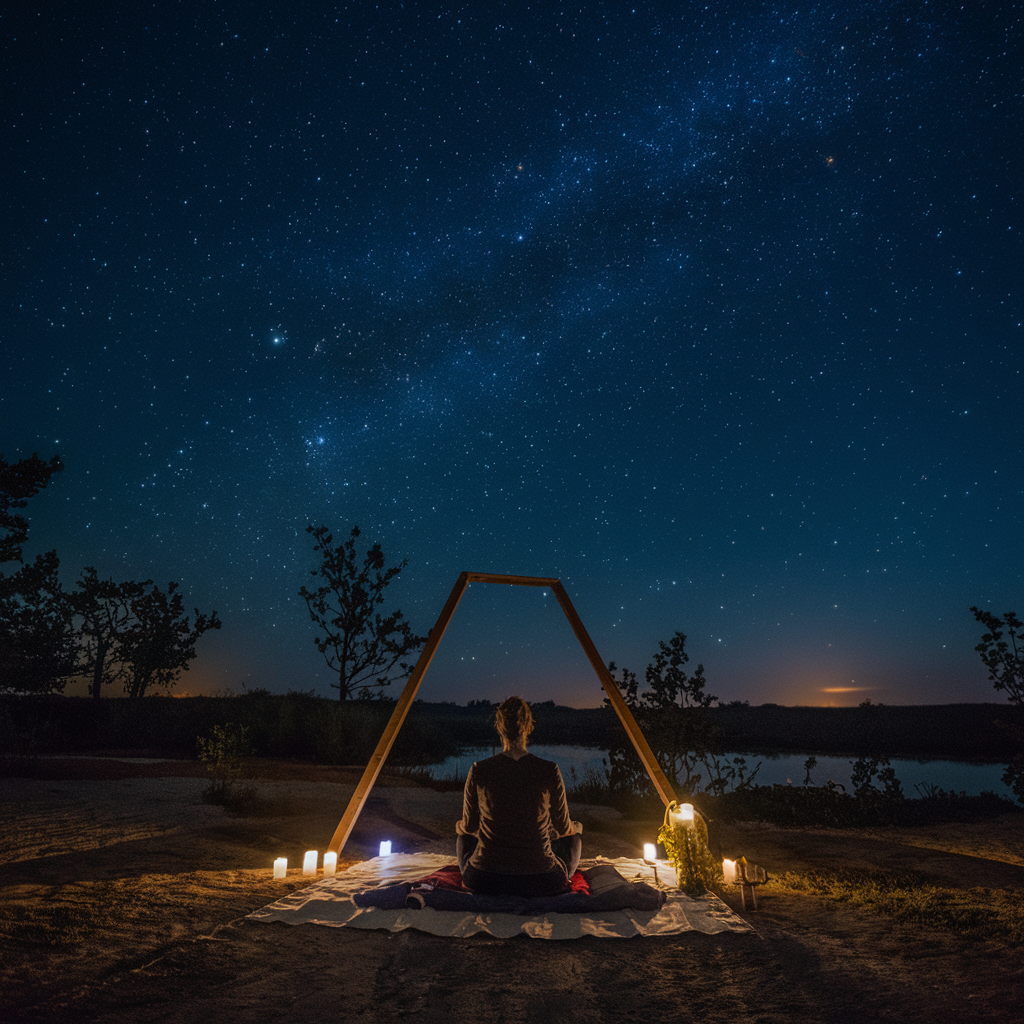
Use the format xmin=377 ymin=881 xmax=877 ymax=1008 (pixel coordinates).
xmin=456 ymin=752 xmax=581 ymax=876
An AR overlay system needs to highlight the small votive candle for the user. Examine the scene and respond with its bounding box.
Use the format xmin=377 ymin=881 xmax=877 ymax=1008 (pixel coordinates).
xmin=643 ymin=843 xmax=657 ymax=861
xmin=722 ymin=858 xmax=736 ymax=884
xmin=323 ymin=851 xmax=337 ymax=877
xmin=379 ymin=840 xmax=392 ymax=857
xmin=273 ymin=857 xmax=287 ymax=879
xmin=303 ymin=850 xmax=318 ymax=876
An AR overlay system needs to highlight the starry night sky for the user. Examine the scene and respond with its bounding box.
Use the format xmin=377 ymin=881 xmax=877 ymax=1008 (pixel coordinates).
xmin=3 ymin=1 xmax=1020 ymax=707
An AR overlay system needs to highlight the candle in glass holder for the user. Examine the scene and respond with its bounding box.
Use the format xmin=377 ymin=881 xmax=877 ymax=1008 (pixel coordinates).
xmin=643 ymin=843 xmax=657 ymax=861
xmin=379 ymin=840 xmax=392 ymax=857
xmin=323 ymin=851 xmax=337 ymax=877
xmin=303 ymin=850 xmax=318 ymax=876
xmin=273 ymin=857 xmax=287 ymax=879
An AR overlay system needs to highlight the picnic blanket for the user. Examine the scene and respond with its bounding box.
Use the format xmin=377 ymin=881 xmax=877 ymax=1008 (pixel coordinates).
xmin=248 ymin=854 xmax=751 ymax=940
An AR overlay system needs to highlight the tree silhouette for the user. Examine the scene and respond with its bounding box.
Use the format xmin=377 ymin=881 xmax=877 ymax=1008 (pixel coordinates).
xmin=971 ymin=606 xmax=1023 ymax=704
xmin=0 ymin=453 xmax=74 ymax=694
xmin=0 ymin=452 xmax=63 ymax=564
xmin=73 ymin=569 xmax=220 ymax=698
xmin=0 ymin=550 xmax=75 ymax=694
xmin=72 ymin=568 xmax=146 ymax=698
xmin=121 ymin=580 xmax=221 ymax=697
xmin=299 ymin=524 xmax=426 ymax=700
xmin=607 ymin=631 xmax=720 ymax=794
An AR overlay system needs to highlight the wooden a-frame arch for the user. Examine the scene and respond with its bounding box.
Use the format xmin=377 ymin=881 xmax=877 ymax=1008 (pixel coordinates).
xmin=327 ymin=571 xmax=678 ymax=855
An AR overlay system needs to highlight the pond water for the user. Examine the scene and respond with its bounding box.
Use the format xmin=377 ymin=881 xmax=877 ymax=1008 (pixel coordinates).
xmin=425 ymin=745 xmax=1015 ymax=800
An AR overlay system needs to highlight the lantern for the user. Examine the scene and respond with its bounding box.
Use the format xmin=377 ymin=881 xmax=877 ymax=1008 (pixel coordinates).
xmin=668 ymin=802 xmax=695 ymax=826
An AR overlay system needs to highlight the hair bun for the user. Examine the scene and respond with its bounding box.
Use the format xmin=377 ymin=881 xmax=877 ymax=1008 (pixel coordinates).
xmin=495 ymin=695 xmax=535 ymax=745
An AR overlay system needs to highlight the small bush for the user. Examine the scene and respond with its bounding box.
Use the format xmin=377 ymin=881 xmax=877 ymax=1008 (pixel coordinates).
xmin=197 ymin=722 xmax=252 ymax=804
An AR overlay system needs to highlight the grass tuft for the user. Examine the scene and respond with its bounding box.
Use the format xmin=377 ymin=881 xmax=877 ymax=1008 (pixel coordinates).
xmin=390 ymin=764 xmax=466 ymax=791
xmin=0 ymin=904 xmax=96 ymax=946
xmin=775 ymin=867 xmax=1024 ymax=943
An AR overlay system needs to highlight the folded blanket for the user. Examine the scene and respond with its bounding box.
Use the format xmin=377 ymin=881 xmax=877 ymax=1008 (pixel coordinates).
xmin=353 ymin=863 xmax=665 ymax=915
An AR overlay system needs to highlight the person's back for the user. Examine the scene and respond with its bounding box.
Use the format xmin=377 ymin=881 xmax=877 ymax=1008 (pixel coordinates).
xmin=455 ymin=696 xmax=582 ymax=897
xmin=459 ymin=751 xmax=572 ymax=876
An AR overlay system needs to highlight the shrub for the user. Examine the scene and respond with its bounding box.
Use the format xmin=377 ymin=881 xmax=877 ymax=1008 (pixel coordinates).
xmin=197 ymin=722 xmax=252 ymax=804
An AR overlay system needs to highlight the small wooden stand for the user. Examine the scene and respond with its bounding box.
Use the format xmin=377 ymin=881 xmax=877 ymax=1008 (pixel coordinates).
xmin=735 ymin=857 xmax=769 ymax=911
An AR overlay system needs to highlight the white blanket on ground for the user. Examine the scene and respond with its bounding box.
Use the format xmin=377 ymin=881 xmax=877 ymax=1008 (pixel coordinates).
xmin=247 ymin=854 xmax=751 ymax=940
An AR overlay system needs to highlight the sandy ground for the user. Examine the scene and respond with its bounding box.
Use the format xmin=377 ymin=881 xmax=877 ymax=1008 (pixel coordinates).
xmin=2 ymin=756 xmax=1023 ymax=1024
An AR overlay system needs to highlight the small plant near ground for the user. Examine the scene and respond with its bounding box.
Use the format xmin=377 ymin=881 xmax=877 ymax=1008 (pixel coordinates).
xmin=567 ymin=762 xmax=617 ymax=805
xmin=775 ymin=866 xmax=1024 ymax=944
xmin=197 ymin=722 xmax=252 ymax=805
xmin=851 ymin=755 xmax=904 ymax=801
xmin=389 ymin=763 xmax=467 ymax=792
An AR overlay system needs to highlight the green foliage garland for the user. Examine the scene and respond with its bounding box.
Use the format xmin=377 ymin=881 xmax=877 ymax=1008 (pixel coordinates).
xmin=658 ymin=803 xmax=722 ymax=896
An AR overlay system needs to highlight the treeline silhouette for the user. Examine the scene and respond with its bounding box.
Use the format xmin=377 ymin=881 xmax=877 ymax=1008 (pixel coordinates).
xmin=3 ymin=694 xmax=1020 ymax=764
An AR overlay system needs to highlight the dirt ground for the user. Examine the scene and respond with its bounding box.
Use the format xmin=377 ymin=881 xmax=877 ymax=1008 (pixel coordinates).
xmin=2 ymin=756 xmax=1023 ymax=1024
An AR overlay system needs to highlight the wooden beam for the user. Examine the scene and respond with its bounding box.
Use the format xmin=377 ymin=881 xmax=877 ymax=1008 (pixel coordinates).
xmin=326 ymin=572 xmax=470 ymax=855
xmin=549 ymin=580 xmax=678 ymax=809
xmin=464 ymin=572 xmax=561 ymax=587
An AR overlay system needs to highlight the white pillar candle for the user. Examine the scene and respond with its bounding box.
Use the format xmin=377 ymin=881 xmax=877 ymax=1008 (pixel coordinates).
xmin=680 ymin=803 xmax=695 ymax=822
xmin=303 ymin=850 xmax=318 ymax=876
xmin=643 ymin=843 xmax=657 ymax=861
xmin=323 ymin=851 xmax=337 ymax=877
xmin=273 ymin=857 xmax=287 ymax=879
xmin=379 ymin=840 xmax=392 ymax=857
xmin=722 ymin=858 xmax=736 ymax=884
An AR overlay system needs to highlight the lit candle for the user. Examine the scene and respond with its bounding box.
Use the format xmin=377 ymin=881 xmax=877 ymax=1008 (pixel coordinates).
xmin=643 ymin=842 xmax=657 ymax=861
xmin=273 ymin=857 xmax=287 ymax=879
xmin=379 ymin=840 xmax=392 ymax=857
xmin=722 ymin=858 xmax=736 ymax=884
xmin=303 ymin=850 xmax=318 ymax=876
xmin=323 ymin=851 xmax=337 ymax=877
xmin=680 ymin=803 xmax=695 ymax=822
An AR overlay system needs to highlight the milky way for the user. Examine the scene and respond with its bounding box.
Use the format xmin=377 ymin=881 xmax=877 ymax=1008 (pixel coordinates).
xmin=3 ymin=2 xmax=1020 ymax=705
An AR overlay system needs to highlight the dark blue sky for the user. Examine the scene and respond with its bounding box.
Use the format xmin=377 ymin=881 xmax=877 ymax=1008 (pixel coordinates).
xmin=3 ymin=1 xmax=1020 ymax=706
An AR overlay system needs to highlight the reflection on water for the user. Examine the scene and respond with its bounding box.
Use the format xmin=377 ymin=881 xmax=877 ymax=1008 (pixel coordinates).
xmin=426 ymin=744 xmax=1014 ymax=799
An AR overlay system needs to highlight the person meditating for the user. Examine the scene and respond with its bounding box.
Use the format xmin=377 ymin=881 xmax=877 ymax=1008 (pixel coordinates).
xmin=456 ymin=695 xmax=583 ymax=896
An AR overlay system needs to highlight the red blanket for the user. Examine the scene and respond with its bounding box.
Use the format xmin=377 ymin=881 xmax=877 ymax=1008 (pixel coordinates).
xmin=414 ymin=864 xmax=589 ymax=895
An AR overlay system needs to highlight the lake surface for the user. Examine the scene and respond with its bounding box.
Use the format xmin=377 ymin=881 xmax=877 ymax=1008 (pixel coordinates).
xmin=426 ymin=745 xmax=1015 ymax=799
